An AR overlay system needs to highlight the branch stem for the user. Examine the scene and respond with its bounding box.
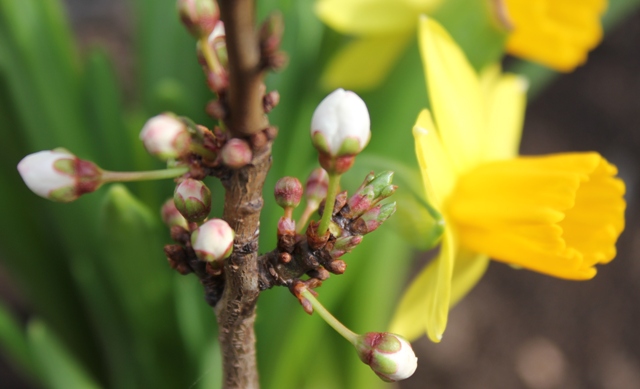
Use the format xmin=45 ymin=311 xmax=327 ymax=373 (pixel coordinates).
xmin=317 ymin=173 xmax=341 ymax=236
xmin=219 ymin=0 xmax=267 ymax=136
xmin=101 ymin=167 xmax=188 ymax=183
xmin=300 ymin=288 xmax=358 ymax=344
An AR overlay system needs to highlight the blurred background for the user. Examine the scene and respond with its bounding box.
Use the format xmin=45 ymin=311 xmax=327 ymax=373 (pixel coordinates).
xmin=0 ymin=0 xmax=638 ymax=388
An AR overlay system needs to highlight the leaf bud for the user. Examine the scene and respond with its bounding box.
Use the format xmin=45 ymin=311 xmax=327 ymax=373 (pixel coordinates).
xmin=330 ymin=235 xmax=363 ymax=257
xmin=221 ymin=138 xmax=253 ymax=169
xmin=190 ymin=218 xmax=235 ymax=264
xmin=174 ymin=178 xmax=212 ymax=223
xmin=352 ymin=202 xmax=396 ymax=234
xmin=161 ymin=198 xmax=189 ymax=229
xmin=260 ymin=12 xmax=284 ymax=56
xmin=344 ymin=171 xmax=396 ymax=218
xmin=274 ymin=177 xmax=303 ymax=209
xmin=17 ymin=149 xmax=102 ymax=202
xmin=310 ymin=89 xmax=370 ymax=173
xmin=140 ymin=113 xmax=191 ymax=160
xmin=354 ymin=332 xmax=417 ymax=382
xmin=177 ymin=0 xmax=219 ymax=38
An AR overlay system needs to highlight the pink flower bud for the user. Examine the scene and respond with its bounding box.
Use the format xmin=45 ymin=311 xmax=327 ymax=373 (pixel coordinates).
xmin=174 ymin=178 xmax=212 ymax=223
xmin=17 ymin=149 xmax=102 ymax=202
xmin=311 ymin=88 xmax=370 ymax=158
xmin=274 ymin=177 xmax=303 ymax=209
xmin=177 ymin=0 xmax=219 ymax=38
xmin=161 ymin=198 xmax=189 ymax=229
xmin=221 ymin=138 xmax=252 ymax=169
xmin=191 ymin=219 xmax=235 ymax=264
xmin=139 ymin=113 xmax=191 ymax=160
xmin=354 ymin=332 xmax=417 ymax=382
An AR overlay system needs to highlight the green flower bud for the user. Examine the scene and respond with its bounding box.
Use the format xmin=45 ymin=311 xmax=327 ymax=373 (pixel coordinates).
xmin=174 ymin=178 xmax=212 ymax=223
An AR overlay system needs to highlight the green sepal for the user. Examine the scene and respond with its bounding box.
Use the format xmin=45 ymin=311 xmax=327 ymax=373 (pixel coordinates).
xmin=311 ymin=131 xmax=331 ymax=154
xmin=336 ymin=136 xmax=362 ymax=156
xmin=53 ymin=158 xmax=76 ymax=175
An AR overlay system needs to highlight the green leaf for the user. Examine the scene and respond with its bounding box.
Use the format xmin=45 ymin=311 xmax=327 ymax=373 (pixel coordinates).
xmin=83 ymin=49 xmax=133 ymax=171
xmin=0 ymin=303 xmax=36 ymax=380
xmin=98 ymin=185 xmax=193 ymax=388
xmin=28 ymin=321 xmax=103 ymax=389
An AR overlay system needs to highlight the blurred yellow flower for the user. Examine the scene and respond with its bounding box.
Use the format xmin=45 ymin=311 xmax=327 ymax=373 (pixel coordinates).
xmin=504 ymin=0 xmax=607 ymax=71
xmin=388 ymin=17 xmax=625 ymax=343
xmin=315 ymin=0 xmax=607 ymax=90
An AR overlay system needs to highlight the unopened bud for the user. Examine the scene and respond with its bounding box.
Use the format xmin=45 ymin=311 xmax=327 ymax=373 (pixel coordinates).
xmin=174 ymin=178 xmax=212 ymax=223
xmin=17 ymin=149 xmax=103 ymax=202
xmin=344 ymin=171 xmax=396 ymax=218
xmin=274 ymin=177 xmax=303 ymax=209
xmin=263 ymin=90 xmax=280 ymax=113
xmin=140 ymin=113 xmax=191 ymax=160
xmin=260 ymin=12 xmax=284 ymax=56
xmin=207 ymin=21 xmax=227 ymax=67
xmin=354 ymin=332 xmax=417 ymax=382
xmin=310 ymin=89 xmax=370 ymax=173
xmin=161 ymin=198 xmax=189 ymax=229
xmin=177 ymin=0 xmax=219 ymax=38
xmin=305 ymin=168 xmax=329 ymax=208
xmin=352 ymin=202 xmax=396 ymax=234
xmin=191 ymin=218 xmax=235 ymax=264
xmin=221 ymin=138 xmax=253 ymax=169
xmin=330 ymin=235 xmax=363 ymax=257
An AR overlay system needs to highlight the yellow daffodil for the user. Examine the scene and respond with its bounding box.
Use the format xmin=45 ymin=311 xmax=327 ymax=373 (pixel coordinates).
xmin=388 ymin=17 xmax=625 ymax=343
xmin=315 ymin=0 xmax=607 ymax=90
xmin=503 ymin=0 xmax=607 ymax=71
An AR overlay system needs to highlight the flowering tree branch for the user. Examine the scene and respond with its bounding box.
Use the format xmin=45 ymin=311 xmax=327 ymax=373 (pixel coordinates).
xmin=218 ymin=0 xmax=268 ymax=136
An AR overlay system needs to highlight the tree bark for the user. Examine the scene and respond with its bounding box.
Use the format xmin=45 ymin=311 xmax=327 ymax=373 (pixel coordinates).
xmin=215 ymin=0 xmax=270 ymax=387
xmin=216 ymin=146 xmax=271 ymax=389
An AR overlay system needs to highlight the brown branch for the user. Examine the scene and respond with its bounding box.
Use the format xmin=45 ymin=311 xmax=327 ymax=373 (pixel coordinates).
xmin=215 ymin=146 xmax=271 ymax=389
xmin=219 ymin=0 xmax=268 ymax=136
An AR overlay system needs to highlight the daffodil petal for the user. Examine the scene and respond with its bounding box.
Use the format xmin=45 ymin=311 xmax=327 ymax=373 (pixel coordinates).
xmin=483 ymin=73 xmax=527 ymax=161
xmin=504 ymin=0 xmax=606 ymax=71
xmin=418 ymin=16 xmax=484 ymax=172
xmin=413 ymin=109 xmax=457 ymax=207
xmin=315 ymin=0 xmax=419 ymax=35
xmin=389 ymin=229 xmax=456 ymax=342
xmin=449 ymin=250 xmax=489 ymax=307
xmin=320 ymin=34 xmax=411 ymax=91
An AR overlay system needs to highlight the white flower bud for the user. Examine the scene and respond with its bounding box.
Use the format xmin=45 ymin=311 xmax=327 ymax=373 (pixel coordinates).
xmin=17 ymin=149 xmax=102 ymax=202
xmin=310 ymin=88 xmax=370 ymax=157
xmin=190 ymin=219 xmax=235 ymax=265
xmin=139 ymin=113 xmax=191 ymax=160
xmin=354 ymin=332 xmax=418 ymax=382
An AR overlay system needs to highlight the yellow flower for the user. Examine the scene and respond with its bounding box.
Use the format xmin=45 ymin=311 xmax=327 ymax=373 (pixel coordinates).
xmin=315 ymin=0 xmax=607 ymax=90
xmin=504 ymin=0 xmax=607 ymax=71
xmin=388 ymin=17 xmax=625 ymax=343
